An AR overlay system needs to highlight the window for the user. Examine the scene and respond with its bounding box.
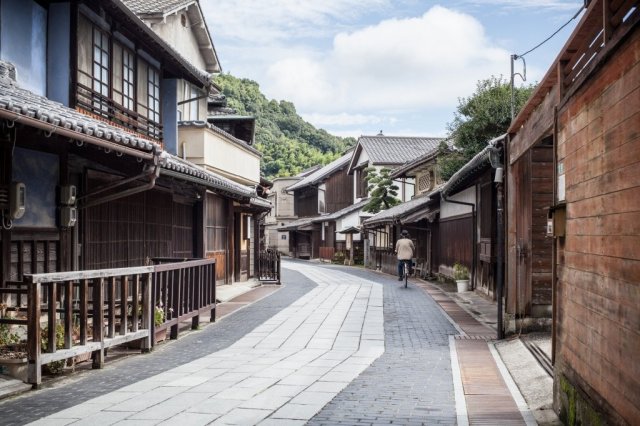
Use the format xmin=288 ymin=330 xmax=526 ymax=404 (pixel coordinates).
xmin=318 ymin=189 xmax=326 ymax=214
xmin=147 ymin=66 xmax=161 ymax=137
xmin=281 ymin=234 xmax=287 ymax=240
xmin=92 ymin=27 xmax=109 ymax=114
xmin=76 ymin=14 xmax=163 ymax=140
xmin=179 ymin=82 xmax=200 ymax=121
xmin=356 ymin=168 xmax=368 ymax=198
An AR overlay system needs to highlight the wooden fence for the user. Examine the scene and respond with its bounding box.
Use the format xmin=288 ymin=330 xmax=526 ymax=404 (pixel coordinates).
xmin=0 ymin=258 xmax=215 ymax=387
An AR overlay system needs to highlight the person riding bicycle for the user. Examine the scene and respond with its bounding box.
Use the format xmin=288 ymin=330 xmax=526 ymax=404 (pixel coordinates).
xmin=395 ymin=230 xmax=415 ymax=281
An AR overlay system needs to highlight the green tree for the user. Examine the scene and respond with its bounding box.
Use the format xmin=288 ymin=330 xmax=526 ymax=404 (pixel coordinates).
xmin=214 ymin=73 xmax=356 ymax=179
xmin=362 ymin=167 xmax=400 ymax=214
xmin=439 ymin=76 xmax=535 ymax=180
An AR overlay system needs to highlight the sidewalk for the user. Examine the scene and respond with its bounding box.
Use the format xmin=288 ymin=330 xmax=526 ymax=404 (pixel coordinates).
xmin=417 ymin=278 xmax=560 ymax=426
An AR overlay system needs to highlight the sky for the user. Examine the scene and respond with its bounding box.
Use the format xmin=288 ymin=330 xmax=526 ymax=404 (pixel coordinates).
xmin=200 ymin=0 xmax=585 ymax=139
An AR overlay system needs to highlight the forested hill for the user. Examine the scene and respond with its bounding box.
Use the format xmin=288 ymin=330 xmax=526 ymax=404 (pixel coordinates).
xmin=214 ymin=74 xmax=356 ymax=179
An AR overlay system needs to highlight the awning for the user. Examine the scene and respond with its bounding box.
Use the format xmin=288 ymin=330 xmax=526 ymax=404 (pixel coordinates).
xmin=402 ymin=207 xmax=439 ymax=224
xmin=338 ymin=226 xmax=361 ymax=234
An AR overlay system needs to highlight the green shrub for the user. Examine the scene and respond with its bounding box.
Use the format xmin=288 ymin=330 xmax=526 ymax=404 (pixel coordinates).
xmin=453 ymin=263 xmax=469 ymax=280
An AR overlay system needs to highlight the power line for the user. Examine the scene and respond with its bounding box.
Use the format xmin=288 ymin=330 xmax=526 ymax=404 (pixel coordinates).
xmin=515 ymin=6 xmax=584 ymax=59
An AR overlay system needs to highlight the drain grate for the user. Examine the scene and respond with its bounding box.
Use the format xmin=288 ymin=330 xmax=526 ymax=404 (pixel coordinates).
xmin=522 ymin=337 xmax=553 ymax=377
xmin=454 ymin=335 xmax=496 ymax=341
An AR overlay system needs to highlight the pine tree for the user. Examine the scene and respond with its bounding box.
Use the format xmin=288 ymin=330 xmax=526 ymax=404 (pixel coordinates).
xmin=362 ymin=167 xmax=400 ymax=214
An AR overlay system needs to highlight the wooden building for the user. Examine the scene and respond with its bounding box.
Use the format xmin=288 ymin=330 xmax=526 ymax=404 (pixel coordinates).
xmin=280 ymin=151 xmax=353 ymax=259
xmin=506 ymin=1 xmax=639 ymax=424
xmin=439 ymin=136 xmax=505 ymax=298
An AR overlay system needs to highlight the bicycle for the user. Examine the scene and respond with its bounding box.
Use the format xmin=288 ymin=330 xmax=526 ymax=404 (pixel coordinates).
xmin=402 ymin=260 xmax=410 ymax=288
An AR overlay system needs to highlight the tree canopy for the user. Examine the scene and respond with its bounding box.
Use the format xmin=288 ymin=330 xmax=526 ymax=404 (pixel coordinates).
xmin=439 ymin=76 xmax=535 ymax=180
xmin=362 ymin=167 xmax=400 ymax=214
xmin=214 ymin=74 xmax=356 ymax=179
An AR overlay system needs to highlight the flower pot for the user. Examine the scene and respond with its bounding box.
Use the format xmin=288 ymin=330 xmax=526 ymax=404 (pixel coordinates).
xmin=0 ymin=357 xmax=28 ymax=382
xmin=456 ymin=280 xmax=469 ymax=292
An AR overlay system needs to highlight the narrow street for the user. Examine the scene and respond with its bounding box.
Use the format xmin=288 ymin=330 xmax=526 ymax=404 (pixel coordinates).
xmin=1 ymin=261 xmax=531 ymax=425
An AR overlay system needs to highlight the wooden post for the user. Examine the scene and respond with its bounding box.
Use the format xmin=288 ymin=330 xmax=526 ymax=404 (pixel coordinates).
xmin=47 ymin=283 xmax=57 ymax=353
xmin=108 ymin=276 xmax=115 ymax=338
xmin=141 ymin=273 xmax=152 ymax=352
xmin=192 ymin=266 xmax=200 ymax=330
xmin=92 ymin=278 xmax=104 ymax=369
xmin=170 ymin=270 xmax=179 ymax=340
xmin=132 ymin=274 xmax=139 ymax=333
xmin=120 ymin=275 xmax=128 ymax=335
xmin=79 ymin=279 xmax=88 ymax=345
xmin=64 ymin=281 xmax=73 ymax=349
xmin=210 ymin=263 xmax=216 ymax=322
xmin=27 ymin=277 xmax=42 ymax=387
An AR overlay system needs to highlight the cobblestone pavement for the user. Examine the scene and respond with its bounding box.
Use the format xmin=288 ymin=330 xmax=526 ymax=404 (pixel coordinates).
xmin=1 ymin=261 xmax=461 ymax=426
xmin=308 ymin=265 xmax=459 ymax=425
xmin=0 ymin=268 xmax=316 ymax=426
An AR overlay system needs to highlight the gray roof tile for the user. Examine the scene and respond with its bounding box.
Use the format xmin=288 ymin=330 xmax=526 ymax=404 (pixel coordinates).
xmin=121 ymin=0 xmax=194 ymax=15
xmin=0 ymin=61 xmax=159 ymax=154
xmin=287 ymin=151 xmax=353 ymax=191
xmin=363 ymin=194 xmax=435 ymax=226
xmin=358 ymin=135 xmax=446 ymax=165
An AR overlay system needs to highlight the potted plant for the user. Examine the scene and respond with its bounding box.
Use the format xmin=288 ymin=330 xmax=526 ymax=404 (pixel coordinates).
xmin=154 ymin=305 xmax=168 ymax=343
xmin=0 ymin=320 xmax=27 ymax=381
xmin=453 ymin=263 xmax=470 ymax=292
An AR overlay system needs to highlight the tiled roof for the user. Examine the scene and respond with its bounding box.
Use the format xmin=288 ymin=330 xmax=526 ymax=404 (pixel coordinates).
xmin=363 ymin=194 xmax=435 ymax=227
xmin=390 ymin=138 xmax=454 ymax=179
xmin=316 ymin=199 xmax=370 ymax=222
xmin=278 ymin=217 xmax=318 ymax=231
xmin=359 ymin=135 xmax=446 ymax=165
xmin=178 ymin=121 xmax=262 ymax=157
xmin=121 ymin=0 xmax=194 ymax=15
xmin=441 ymin=134 xmax=506 ymax=197
xmin=250 ymin=196 xmax=272 ymax=210
xmin=113 ymin=0 xmax=214 ymax=80
xmin=160 ymin=152 xmax=256 ymax=199
xmin=287 ymin=151 xmax=353 ymax=191
xmin=0 ymin=61 xmax=159 ymax=157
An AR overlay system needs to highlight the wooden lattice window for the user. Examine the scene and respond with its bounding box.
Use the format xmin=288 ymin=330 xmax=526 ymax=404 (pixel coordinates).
xmin=417 ymin=170 xmax=433 ymax=193
xmin=92 ymin=26 xmax=110 ymax=114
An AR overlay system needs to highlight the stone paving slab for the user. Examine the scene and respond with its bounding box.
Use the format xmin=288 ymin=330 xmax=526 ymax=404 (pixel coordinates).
xmin=16 ymin=262 xmax=385 ymax=426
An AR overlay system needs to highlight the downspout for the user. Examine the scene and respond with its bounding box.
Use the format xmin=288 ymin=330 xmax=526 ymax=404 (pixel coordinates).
xmin=494 ymin=145 xmax=506 ymax=340
xmin=441 ymin=192 xmax=476 ymax=290
xmin=80 ymin=152 xmax=161 ymax=209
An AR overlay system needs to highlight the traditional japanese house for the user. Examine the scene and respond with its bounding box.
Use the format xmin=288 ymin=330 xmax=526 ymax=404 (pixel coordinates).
xmin=124 ymin=0 xmax=270 ymax=283
xmin=264 ymin=176 xmax=301 ymax=256
xmin=347 ymin=134 xmax=446 ymax=203
xmin=362 ymin=140 xmax=449 ymax=276
xmin=439 ymin=135 xmax=506 ymax=298
xmin=506 ymin=1 xmax=639 ymax=423
xmin=280 ymin=150 xmax=353 ymax=259
xmin=0 ymin=0 xmax=269 ymax=387
xmin=314 ymin=199 xmax=369 ymax=263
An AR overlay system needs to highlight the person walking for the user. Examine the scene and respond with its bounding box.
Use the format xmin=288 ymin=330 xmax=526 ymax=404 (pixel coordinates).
xmin=395 ymin=230 xmax=415 ymax=281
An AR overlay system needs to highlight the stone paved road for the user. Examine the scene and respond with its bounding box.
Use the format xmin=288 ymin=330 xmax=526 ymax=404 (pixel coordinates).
xmin=1 ymin=261 xmax=460 ymax=426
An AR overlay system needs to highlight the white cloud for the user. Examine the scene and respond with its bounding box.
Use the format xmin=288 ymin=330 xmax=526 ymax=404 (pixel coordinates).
xmin=461 ymin=0 xmax=581 ymax=11
xmin=302 ymin=112 xmax=396 ymax=127
xmin=201 ymin=0 xmax=390 ymax=43
xmin=265 ymin=6 xmax=511 ymax=117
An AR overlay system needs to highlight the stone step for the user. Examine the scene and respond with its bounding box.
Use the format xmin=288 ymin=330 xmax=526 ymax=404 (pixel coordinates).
xmin=0 ymin=375 xmax=31 ymax=400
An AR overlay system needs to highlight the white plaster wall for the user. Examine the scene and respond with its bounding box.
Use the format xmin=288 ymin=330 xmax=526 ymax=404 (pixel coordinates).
xmin=440 ymin=186 xmax=475 ymax=218
xmin=336 ymin=209 xmax=363 ymax=242
xmin=180 ymin=127 xmax=260 ymax=185
xmin=150 ymin=12 xmax=207 ymax=70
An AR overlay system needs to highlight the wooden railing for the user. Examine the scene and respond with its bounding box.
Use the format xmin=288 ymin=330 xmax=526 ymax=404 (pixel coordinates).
xmin=0 ymin=258 xmax=216 ymax=386
xmin=258 ymin=250 xmax=281 ymax=284
xmin=152 ymin=258 xmax=217 ymax=342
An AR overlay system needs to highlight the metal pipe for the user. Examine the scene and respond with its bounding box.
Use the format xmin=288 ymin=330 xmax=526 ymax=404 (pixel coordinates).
xmin=0 ymin=110 xmax=157 ymax=161
xmin=81 ymin=164 xmax=159 ymax=209
xmin=441 ymin=192 xmax=477 ymax=290
xmin=496 ymin=171 xmax=505 ymax=339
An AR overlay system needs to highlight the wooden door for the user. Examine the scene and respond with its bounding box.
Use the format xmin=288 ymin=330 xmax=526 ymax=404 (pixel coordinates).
xmin=515 ymin=151 xmax=532 ymax=317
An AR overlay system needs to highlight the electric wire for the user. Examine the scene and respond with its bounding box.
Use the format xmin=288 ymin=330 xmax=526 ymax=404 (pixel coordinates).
xmin=515 ymin=6 xmax=584 ymax=59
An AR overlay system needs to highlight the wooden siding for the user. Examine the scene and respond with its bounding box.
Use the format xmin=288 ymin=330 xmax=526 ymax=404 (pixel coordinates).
xmin=530 ymin=147 xmax=553 ymax=307
xmin=438 ymin=214 xmax=473 ymax=270
xmin=84 ymin=177 xmax=195 ymax=269
xmin=205 ymin=194 xmax=228 ymax=283
xmin=555 ymin=27 xmax=640 ymax=425
xmin=325 ymin=168 xmax=352 ymax=213
xmin=294 ymin=188 xmax=319 ymax=217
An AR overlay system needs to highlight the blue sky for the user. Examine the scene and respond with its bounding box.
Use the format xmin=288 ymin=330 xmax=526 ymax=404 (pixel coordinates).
xmin=201 ymin=1 xmax=584 ymax=139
